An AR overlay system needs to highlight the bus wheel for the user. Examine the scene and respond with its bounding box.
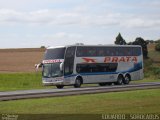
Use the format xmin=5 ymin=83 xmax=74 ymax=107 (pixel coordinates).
xmin=56 ymin=85 xmax=64 ymax=89
xmin=115 ymin=75 xmax=123 ymax=85
xmin=74 ymin=78 xmax=82 ymax=88
xmin=123 ymin=75 xmax=130 ymax=84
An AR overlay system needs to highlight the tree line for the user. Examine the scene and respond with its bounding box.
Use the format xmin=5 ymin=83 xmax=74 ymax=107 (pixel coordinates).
xmin=115 ymin=33 xmax=160 ymax=59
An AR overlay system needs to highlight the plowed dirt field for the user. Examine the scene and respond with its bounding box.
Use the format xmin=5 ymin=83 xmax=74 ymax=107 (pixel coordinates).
xmin=0 ymin=48 xmax=45 ymax=72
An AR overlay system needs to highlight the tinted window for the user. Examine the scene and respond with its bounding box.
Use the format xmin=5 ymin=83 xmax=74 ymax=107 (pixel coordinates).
xmin=64 ymin=47 xmax=76 ymax=75
xmin=44 ymin=48 xmax=66 ymax=59
xmin=133 ymin=47 xmax=141 ymax=56
xmin=118 ymin=47 xmax=133 ymax=56
xmin=76 ymin=46 xmax=141 ymax=57
xmin=76 ymin=47 xmax=97 ymax=57
xmin=118 ymin=47 xmax=124 ymax=56
xmin=76 ymin=63 xmax=118 ymax=73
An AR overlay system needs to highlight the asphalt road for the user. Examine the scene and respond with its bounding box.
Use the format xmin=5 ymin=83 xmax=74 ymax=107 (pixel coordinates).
xmin=0 ymin=82 xmax=160 ymax=101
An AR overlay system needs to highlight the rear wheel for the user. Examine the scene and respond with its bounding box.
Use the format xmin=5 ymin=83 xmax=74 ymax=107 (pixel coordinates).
xmin=115 ymin=75 xmax=124 ymax=85
xmin=56 ymin=85 xmax=64 ymax=89
xmin=123 ymin=75 xmax=130 ymax=84
xmin=74 ymin=77 xmax=82 ymax=88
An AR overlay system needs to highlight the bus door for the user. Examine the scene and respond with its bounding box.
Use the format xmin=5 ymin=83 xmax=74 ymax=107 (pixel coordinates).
xmin=64 ymin=46 xmax=76 ymax=79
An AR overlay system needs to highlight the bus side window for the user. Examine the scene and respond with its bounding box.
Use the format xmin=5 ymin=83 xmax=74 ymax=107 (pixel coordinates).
xmin=97 ymin=47 xmax=105 ymax=56
xmin=118 ymin=47 xmax=122 ymax=56
xmin=76 ymin=63 xmax=118 ymax=73
xmin=133 ymin=47 xmax=141 ymax=56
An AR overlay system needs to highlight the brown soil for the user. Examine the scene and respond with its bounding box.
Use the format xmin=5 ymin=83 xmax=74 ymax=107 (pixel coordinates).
xmin=0 ymin=48 xmax=45 ymax=73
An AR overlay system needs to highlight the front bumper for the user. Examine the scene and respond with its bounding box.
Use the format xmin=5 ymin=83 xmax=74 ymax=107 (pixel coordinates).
xmin=42 ymin=77 xmax=67 ymax=86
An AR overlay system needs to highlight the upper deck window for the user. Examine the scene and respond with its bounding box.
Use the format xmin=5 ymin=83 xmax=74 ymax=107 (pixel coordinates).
xmin=76 ymin=46 xmax=141 ymax=57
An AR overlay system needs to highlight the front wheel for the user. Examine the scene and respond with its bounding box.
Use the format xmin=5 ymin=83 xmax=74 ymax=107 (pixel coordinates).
xmin=56 ymin=85 xmax=64 ymax=89
xmin=74 ymin=78 xmax=82 ymax=88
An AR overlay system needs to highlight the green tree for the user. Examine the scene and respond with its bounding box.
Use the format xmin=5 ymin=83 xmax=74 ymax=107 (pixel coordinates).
xmin=115 ymin=33 xmax=126 ymax=45
xmin=132 ymin=37 xmax=148 ymax=58
xmin=155 ymin=41 xmax=160 ymax=51
xmin=155 ymin=39 xmax=160 ymax=43
xmin=40 ymin=46 xmax=46 ymax=49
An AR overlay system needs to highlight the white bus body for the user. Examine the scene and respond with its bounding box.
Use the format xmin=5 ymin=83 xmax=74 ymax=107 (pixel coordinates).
xmin=42 ymin=45 xmax=143 ymax=88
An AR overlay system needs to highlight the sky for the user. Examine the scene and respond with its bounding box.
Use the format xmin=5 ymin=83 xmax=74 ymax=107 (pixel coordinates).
xmin=0 ymin=0 xmax=160 ymax=48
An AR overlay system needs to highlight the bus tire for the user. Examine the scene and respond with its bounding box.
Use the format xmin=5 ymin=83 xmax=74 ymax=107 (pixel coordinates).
xmin=123 ymin=74 xmax=131 ymax=84
xmin=115 ymin=75 xmax=124 ymax=85
xmin=74 ymin=77 xmax=82 ymax=88
xmin=56 ymin=85 xmax=64 ymax=89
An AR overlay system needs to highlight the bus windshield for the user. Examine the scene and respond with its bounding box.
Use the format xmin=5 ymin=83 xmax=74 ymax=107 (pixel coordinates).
xmin=43 ymin=63 xmax=63 ymax=78
xmin=42 ymin=47 xmax=65 ymax=78
xmin=44 ymin=47 xmax=66 ymax=60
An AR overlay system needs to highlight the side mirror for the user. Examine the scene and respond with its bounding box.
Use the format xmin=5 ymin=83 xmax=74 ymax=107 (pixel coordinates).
xmin=35 ymin=63 xmax=43 ymax=70
xmin=60 ymin=62 xmax=64 ymax=71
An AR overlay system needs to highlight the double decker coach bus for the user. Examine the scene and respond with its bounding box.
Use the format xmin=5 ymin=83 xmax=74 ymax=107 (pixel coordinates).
xmin=40 ymin=45 xmax=143 ymax=89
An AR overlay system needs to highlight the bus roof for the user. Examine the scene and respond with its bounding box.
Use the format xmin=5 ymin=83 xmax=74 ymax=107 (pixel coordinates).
xmin=47 ymin=46 xmax=65 ymax=49
xmin=47 ymin=44 xmax=141 ymax=49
